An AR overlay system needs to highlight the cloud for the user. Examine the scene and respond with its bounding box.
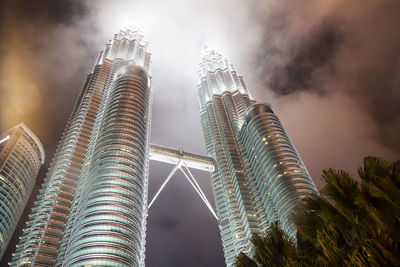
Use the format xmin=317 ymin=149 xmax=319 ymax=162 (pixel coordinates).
xmin=1 ymin=0 xmax=399 ymax=266
xmin=271 ymin=91 xmax=399 ymax=189
xmin=249 ymin=0 xmax=400 ymax=152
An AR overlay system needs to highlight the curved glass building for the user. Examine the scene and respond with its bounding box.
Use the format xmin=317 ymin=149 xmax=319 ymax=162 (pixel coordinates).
xmin=241 ymin=104 xmax=316 ymax=238
xmin=198 ymin=50 xmax=259 ymax=266
xmin=60 ymin=65 xmax=151 ymax=267
xmin=8 ymin=29 xmax=314 ymax=267
xmin=198 ymin=50 xmax=317 ymax=266
xmin=10 ymin=29 xmax=152 ymax=267
xmin=0 ymin=123 xmax=44 ymax=259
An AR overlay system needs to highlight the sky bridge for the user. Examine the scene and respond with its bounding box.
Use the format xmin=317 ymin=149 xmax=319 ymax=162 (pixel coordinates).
xmin=148 ymin=144 xmax=218 ymax=220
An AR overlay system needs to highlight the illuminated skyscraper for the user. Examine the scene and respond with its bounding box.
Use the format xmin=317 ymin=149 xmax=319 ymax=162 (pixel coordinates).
xmin=10 ymin=29 xmax=151 ymax=267
xmin=198 ymin=50 xmax=317 ymax=266
xmin=0 ymin=123 xmax=44 ymax=260
xmin=9 ymin=28 xmax=315 ymax=267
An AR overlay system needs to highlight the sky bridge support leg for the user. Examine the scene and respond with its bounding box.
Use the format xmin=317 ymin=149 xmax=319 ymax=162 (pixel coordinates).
xmin=148 ymin=160 xmax=182 ymax=210
xmin=180 ymin=165 xmax=218 ymax=220
xmin=147 ymin=157 xmax=218 ymax=220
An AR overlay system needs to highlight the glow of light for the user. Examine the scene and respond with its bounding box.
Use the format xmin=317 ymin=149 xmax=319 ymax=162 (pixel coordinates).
xmin=0 ymin=135 xmax=10 ymax=144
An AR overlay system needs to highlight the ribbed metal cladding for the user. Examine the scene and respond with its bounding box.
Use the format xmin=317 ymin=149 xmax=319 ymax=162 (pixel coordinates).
xmin=10 ymin=57 xmax=113 ymax=267
xmin=241 ymin=103 xmax=317 ymax=238
xmin=10 ymin=29 xmax=152 ymax=267
xmin=62 ymin=65 xmax=150 ymax=267
xmin=198 ymin=50 xmax=317 ymax=266
xmin=198 ymin=50 xmax=262 ymax=266
xmin=0 ymin=124 xmax=44 ymax=259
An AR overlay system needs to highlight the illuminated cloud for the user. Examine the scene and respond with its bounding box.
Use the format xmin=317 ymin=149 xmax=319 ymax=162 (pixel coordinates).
xmin=1 ymin=0 xmax=399 ymax=265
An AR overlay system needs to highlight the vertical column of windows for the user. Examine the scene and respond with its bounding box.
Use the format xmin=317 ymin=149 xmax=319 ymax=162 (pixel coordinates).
xmin=198 ymin=51 xmax=262 ymax=266
xmin=243 ymin=104 xmax=317 ymax=239
xmin=10 ymin=55 xmax=113 ymax=267
xmin=62 ymin=65 xmax=150 ymax=267
xmin=56 ymin=60 xmax=118 ymax=265
xmin=0 ymin=125 xmax=43 ymax=259
xmin=58 ymin=31 xmax=151 ymax=266
xmin=203 ymin=103 xmax=240 ymax=266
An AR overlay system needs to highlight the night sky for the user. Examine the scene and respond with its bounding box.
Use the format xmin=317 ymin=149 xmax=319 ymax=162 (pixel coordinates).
xmin=1 ymin=0 xmax=400 ymax=266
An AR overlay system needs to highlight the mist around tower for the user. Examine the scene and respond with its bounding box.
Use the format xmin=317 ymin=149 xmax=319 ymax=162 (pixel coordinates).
xmin=1 ymin=0 xmax=400 ymax=266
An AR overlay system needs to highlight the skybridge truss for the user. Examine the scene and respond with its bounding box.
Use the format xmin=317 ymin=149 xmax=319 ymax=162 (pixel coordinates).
xmin=148 ymin=144 xmax=218 ymax=220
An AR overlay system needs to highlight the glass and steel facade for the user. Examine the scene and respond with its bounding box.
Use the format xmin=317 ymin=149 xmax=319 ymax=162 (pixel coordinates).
xmin=198 ymin=50 xmax=317 ymax=266
xmin=10 ymin=29 xmax=152 ymax=267
xmin=8 ymin=29 xmax=314 ymax=267
xmin=0 ymin=123 xmax=44 ymax=260
xmin=59 ymin=65 xmax=151 ymax=267
xmin=241 ymin=104 xmax=316 ymax=238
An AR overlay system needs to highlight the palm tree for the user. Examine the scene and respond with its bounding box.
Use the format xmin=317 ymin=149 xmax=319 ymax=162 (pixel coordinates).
xmin=235 ymin=222 xmax=298 ymax=267
xmin=236 ymin=156 xmax=400 ymax=266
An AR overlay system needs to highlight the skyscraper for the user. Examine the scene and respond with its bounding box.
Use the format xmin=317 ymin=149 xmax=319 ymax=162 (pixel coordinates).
xmin=198 ymin=50 xmax=317 ymax=266
xmin=0 ymin=123 xmax=44 ymax=260
xmin=8 ymin=28 xmax=315 ymax=267
xmin=10 ymin=29 xmax=152 ymax=267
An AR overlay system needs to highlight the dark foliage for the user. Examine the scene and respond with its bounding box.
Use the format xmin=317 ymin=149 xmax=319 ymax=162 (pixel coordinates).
xmin=236 ymin=156 xmax=400 ymax=266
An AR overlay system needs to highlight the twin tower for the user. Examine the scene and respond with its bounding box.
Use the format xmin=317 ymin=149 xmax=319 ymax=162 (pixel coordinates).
xmin=10 ymin=30 xmax=316 ymax=267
